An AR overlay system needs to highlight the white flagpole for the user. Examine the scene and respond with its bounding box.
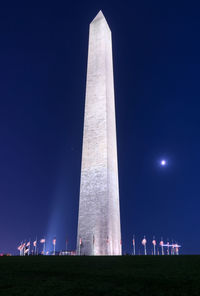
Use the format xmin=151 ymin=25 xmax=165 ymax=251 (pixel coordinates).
xmin=160 ymin=238 xmax=164 ymax=255
xmin=21 ymin=244 xmax=23 ymax=256
xmin=172 ymin=240 xmax=174 ymax=255
xmin=53 ymin=238 xmax=56 ymax=256
xmin=152 ymin=237 xmax=156 ymax=255
xmin=23 ymin=242 xmax=25 ymax=256
xmin=35 ymin=237 xmax=37 ymax=255
xmin=43 ymin=239 xmax=46 ymax=255
xmin=93 ymin=234 xmax=95 ymax=256
xmin=79 ymin=237 xmax=81 ymax=256
xmin=142 ymin=236 xmax=147 ymax=255
xmin=133 ymin=235 xmax=136 ymax=255
xmin=66 ymin=239 xmax=68 ymax=254
xmin=28 ymin=239 xmax=30 ymax=256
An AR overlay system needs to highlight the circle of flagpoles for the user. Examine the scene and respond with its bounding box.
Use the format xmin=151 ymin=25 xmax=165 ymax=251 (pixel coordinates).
xmin=17 ymin=235 xmax=181 ymax=256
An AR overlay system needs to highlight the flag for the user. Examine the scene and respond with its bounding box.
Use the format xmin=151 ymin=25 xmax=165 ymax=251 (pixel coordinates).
xmin=142 ymin=238 xmax=147 ymax=245
xmin=152 ymin=240 xmax=156 ymax=246
xmin=18 ymin=244 xmax=23 ymax=251
xmin=79 ymin=238 xmax=82 ymax=245
xmin=53 ymin=238 xmax=56 ymax=245
xmin=33 ymin=240 xmax=37 ymax=247
xmin=40 ymin=238 xmax=45 ymax=243
xmin=26 ymin=242 xmax=30 ymax=247
xmin=160 ymin=240 xmax=164 ymax=246
xmin=132 ymin=237 xmax=135 ymax=246
xmin=24 ymin=247 xmax=29 ymax=254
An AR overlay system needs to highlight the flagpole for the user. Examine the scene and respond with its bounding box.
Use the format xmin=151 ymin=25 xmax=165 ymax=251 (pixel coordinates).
xmin=107 ymin=236 xmax=109 ymax=253
xmin=35 ymin=236 xmax=37 ymax=255
xmin=152 ymin=237 xmax=156 ymax=255
xmin=44 ymin=239 xmax=46 ymax=255
xmin=20 ymin=241 xmax=22 ymax=256
xmin=142 ymin=236 xmax=147 ymax=255
xmin=79 ymin=237 xmax=81 ymax=256
xmin=160 ymin=238 xmax=164 ymax=255
xmin=66 ymin=239 xmax=68 ymax=254
xmin=133 ymin=235 xmax=135 ymax=255
xmin=23 ymin=242 xmax=25 ymax=256
xmin=93 ymin=234 xmax=95 ymax=256
xmin=166 ymin=238 xmax=169 ymax=255
xmin=171 ymin=240 xmax=174 ymax=255
xmin=29 ymin=238 xmax=30 ymax=256
xmin=21 ymin=242 xmax=23 ymax=256
xmin=53 ymin=238 xmax=56 ymax=256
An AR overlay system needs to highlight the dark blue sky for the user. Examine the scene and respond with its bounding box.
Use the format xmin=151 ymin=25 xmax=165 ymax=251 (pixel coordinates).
xmin=0 ymin=0 xmax=200 ymax=254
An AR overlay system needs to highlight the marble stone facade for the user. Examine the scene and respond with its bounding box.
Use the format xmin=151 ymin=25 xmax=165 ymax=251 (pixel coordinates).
xmin=76 ymin=11 xmax=121 ymax=255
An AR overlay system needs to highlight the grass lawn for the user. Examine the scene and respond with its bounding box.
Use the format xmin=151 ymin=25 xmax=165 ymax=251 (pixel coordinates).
xmin=0 ymin=255 xmax=200 ymax=295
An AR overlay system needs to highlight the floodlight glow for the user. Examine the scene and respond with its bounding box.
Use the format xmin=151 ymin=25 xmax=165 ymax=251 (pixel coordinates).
xmin=161 ymin=160 xmax=166 ymax=166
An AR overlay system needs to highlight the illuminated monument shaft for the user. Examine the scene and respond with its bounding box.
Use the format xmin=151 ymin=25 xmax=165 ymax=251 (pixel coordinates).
xmin=77 ymin=11 xmax=121 ymax=255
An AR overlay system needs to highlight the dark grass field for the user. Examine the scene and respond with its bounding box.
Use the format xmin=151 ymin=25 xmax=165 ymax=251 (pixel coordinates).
xmin=0 ymin=256 xmax=200 ymax=296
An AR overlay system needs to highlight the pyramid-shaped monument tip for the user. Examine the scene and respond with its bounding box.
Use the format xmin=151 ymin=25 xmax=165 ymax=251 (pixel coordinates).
xmin=91 ymin=10 xmax=106 ymax=23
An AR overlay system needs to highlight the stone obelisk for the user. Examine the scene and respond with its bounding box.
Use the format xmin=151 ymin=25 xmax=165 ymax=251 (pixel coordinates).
xmin=77 ymin=11 xmax=121 ymax=255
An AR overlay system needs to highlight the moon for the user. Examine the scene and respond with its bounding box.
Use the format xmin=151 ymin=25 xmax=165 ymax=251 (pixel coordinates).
xmin=161 ymin=160 xmax=166 ymax=166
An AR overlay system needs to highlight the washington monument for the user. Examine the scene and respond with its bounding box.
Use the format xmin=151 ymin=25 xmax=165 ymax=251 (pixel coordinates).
xmin=77 ymin=11 xmax=121 ymax=255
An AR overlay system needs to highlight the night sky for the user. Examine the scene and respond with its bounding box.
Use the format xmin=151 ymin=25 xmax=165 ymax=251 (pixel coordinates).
xmin=0 ymin=0 xmax=200 ymax=255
